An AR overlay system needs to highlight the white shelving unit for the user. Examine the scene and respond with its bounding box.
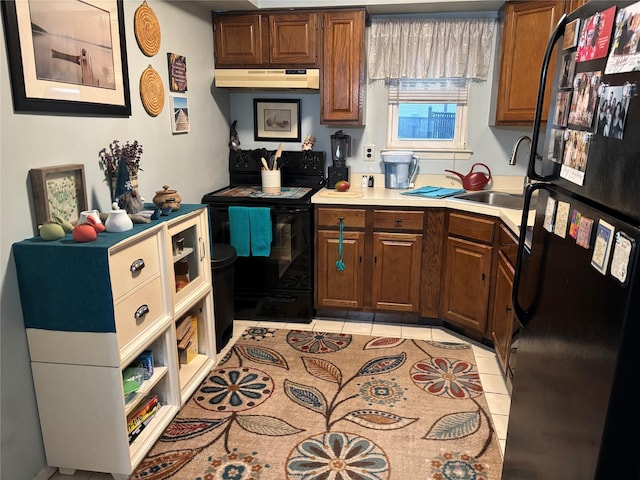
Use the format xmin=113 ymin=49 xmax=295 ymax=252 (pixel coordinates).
xmin=13 ymin=205 xmax=216 ymax=479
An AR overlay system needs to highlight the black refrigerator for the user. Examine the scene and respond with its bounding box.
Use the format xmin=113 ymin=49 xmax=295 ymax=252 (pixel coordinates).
xmin=503 ymin=1 xmax=640 ymax=478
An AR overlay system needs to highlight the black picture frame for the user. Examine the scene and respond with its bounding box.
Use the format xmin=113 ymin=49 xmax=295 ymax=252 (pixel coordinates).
xmin=1 ymin=0 xmax=131 ymax=116
xmin=253 ymin=99 xmax=301 ymax=142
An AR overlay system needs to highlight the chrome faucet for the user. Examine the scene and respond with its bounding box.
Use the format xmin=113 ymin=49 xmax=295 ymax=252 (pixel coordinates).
xmin=509 ymin=135 xmax=531 ymax=165
xmin=509 ymin=135 xmax=532 ymax=193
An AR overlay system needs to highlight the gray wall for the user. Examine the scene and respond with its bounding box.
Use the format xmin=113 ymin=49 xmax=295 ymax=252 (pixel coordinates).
xmin=1 ymin=1 xmax=231 ymax=478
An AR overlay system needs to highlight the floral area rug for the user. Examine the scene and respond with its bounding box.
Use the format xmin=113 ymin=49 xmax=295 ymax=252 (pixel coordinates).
xmin=133 ymin=327 xmax=504 ymax=479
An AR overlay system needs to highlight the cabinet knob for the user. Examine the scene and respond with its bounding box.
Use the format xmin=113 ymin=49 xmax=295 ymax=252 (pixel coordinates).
xmin=395 ymin=219 xmax=403 ymax=227
xmin=130 ymin=258 xmax=145 ymax=273
xmin=135 ymin=304 xmax=150 ymax=320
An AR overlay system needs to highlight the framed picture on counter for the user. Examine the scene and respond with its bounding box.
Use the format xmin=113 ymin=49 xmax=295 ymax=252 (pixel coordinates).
xmin=0 ymin=0 xmax=131 ymax=116
xmin=253 ymin=99 xmax=301 ymax=142
xmin=29 ymin=164 xmax=88 ymax=227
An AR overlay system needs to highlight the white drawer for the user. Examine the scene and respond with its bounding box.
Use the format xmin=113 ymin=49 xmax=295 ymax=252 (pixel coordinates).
xmin=110 ymin=231 xmax=162 ymax=301
xmin=114 ymin=276 xmax=167 ymax=350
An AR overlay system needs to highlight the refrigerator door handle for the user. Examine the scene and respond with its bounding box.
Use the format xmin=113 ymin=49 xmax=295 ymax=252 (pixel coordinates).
xmin=513 ymin=182 xmax=549 ymax=327
xmin=528 ymin=13 xmax=568 ymax=182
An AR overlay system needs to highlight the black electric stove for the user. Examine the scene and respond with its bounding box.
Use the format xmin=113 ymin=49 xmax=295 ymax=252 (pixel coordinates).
xmin=202 ymin=149 xmax=325 ymax=327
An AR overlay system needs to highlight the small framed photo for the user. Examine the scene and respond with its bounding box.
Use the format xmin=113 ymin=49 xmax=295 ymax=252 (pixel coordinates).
xmin=170 ymin=95 xmax=190 ymax=133
xmin=167 ymin=53 xmax=187 ymax=92
xmin=563 ymin=18 xmax=581 ymax=50
xmin=30 ymin=164 xmax=88 ymax=227
xmin=253 ymin=99 xmax=301 ymax=142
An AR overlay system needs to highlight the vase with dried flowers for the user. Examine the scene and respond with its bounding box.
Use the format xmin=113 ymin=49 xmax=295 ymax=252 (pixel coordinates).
xmin=98 ymin=140 xmax=144 ymax=201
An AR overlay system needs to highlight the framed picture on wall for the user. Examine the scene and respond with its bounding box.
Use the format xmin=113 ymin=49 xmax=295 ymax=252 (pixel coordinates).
xmin=170 ymin=95 xmax=190 ymax=133
xmin=0 ymin=0 xmax=131 ymax=116
xmin=253 ymin=99 xmax=301 ymax=142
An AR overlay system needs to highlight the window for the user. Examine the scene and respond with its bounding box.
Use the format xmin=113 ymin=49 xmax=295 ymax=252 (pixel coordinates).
xmin=387 ymin=79 xmax=471 ymax=159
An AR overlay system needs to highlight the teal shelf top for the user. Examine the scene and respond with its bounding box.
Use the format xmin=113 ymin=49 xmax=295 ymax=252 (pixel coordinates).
xmin=12 ymin=204 xmax=207 ymax=333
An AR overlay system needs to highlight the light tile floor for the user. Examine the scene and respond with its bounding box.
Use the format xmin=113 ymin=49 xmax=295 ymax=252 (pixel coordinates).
xmin=49 ymin=316 xmax=510 ymax=480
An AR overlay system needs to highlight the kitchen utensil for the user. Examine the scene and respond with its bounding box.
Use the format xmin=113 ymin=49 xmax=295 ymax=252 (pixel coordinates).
xmin=381 ymin=150 xmax=418 ymax=189
xmin=445 ymin=163 xmax=492 ymax=191
xmin=261 ymin=157 xmax=269 ymax=170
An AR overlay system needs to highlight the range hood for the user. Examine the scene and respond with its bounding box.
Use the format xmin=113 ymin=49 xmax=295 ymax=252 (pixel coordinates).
xmin=214 ymin=68 xmax=320 ymax=90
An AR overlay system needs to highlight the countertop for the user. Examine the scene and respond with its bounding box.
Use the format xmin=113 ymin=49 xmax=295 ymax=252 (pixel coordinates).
xmin=311 ymin=174 xmax=533 ymax=235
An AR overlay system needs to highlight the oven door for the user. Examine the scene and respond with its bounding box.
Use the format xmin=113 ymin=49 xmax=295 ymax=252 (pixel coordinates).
xmin=207 ymin=204 xmax=313 ymax=322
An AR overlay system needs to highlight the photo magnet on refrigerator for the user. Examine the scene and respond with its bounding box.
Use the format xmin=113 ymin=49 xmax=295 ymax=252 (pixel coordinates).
xmin=610 ymin=231 xmax=635 ymax=285
xmin=591 ymin=219 xmax=615 ymax=274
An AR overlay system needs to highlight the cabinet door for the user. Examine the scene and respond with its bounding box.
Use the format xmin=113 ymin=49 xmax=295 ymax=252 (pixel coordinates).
xmin=564 ymin=0 xmax=588 ymax=14
xmin=269 ymin=13 xmax=319 ymax=66
xmin=491 ymin=252 xmax=515 ymax=372
xmin=167 ymin=209 xmax=212 ymax=317
xmin=494 ymin=1 xmax=563 ymax=125
xmin=213 ymin=14 xmax=268 ymax=67
xmin=442 ymin=237 xmax=493 ymax=333
xmin=316 ymin=230 xmax=365 ymax=308
xmin=321 ymin=9 xmax=365 ymax=125
xmin=372 ymin=232 xmax=422 ymax=312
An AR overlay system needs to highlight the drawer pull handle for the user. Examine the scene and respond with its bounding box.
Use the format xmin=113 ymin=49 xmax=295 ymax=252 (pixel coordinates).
xmin=135 ymin=304 xmax=150 ymax=320
xmin=130 ymin=258 xmax=145 ymax=273
xmin=199 ymin=237 xmax=206 ymax=261
xmin=395 ymin=219 xmax=403 ymax=227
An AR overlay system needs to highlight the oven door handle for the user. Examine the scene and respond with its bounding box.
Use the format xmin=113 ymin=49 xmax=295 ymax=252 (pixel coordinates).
xmin=269 ymin=207 xmax=310 ymax=215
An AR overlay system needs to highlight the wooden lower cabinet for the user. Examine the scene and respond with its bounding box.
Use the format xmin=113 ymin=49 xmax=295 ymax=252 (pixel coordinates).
xmin=490 ymin=223 xmax=519 ymax=376
xmin=491 ymin=252 xmax=515 ymax=372
xmin=316 ymin=229 xmax=365 ymax=308
xmin=315 ymin=206 xmax=423 ymax=313
xmin=372 ymin=232 xmax=422 ymax=312
xmin=442 ymin=237 xmax=493 ymax=333
xmin=441 ymin=211 xmax=496 ymax=336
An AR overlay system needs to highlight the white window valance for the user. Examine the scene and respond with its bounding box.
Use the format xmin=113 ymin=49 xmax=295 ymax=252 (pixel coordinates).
xmin=368 ymin=17 xmax=496 ymax=82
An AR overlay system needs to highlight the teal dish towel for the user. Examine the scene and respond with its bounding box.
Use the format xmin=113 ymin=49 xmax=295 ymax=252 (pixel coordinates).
xmin=249 ymin=207 xmax=272 ymax=257
xmin=401 ymin=186 xmax=466 ymax=198
xmin=228 ymin=206 xmax=250 ymax=256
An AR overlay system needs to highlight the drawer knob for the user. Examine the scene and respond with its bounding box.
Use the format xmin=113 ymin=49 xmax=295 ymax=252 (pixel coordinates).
xmin=135 ymin=304 xmax=150 ymax=320
xmin=130 ymin=258 xmax=146 ymax=273
xmin=395 ymin=219 xmax=403 ymax=227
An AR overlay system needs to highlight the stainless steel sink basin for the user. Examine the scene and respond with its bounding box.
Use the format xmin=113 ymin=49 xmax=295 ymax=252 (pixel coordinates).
xmin=453 ymin=191 xmax=536 ymax=210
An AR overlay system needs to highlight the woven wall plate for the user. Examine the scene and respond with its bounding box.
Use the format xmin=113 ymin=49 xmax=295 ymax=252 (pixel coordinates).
xmin=134 ymin=0 xmax=161 ymax=57
xmin=140 ymin=65 xmax=164 ymax=117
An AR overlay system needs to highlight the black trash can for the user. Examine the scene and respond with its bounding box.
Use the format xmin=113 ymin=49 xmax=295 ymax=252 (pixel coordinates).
xmin=211 ymin=243 xmax=237 ymax=352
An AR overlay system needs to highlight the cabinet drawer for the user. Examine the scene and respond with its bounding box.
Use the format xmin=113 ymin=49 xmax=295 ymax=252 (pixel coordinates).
xmin=110 ymin=232 xmax=162 ymax=300
xmin=448 ymin=212 xmax=495 ymax=244
xmin=374 ymin=210 xmax=423 ymax=231
xmin=115 ymin=276 xmax=167 ymax=350
xmin=499 ymin=224 xmax=519 ymax=268
xmin=317 ymin=208 xmax=366 ymax=229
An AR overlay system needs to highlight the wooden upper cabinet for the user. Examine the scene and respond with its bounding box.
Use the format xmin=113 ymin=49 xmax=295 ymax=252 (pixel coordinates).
xmin=269 ymin=13 xmax=320 ymax=66
xmin=564 ymin=0 xmax=588 ymax=14
xmin=321 ymin=9 xmax=366 ymax=125
xmin=213 ymin=12 xmax=319 ymax=68
xmin=494 ymin=1 xmax=564 ymax=126
xmin=213 ymin=14 xmax=268 ymax=67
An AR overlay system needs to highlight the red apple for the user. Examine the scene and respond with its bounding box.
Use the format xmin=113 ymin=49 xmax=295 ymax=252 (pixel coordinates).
xmin=335 ymin=180 xmax=350 ymax=192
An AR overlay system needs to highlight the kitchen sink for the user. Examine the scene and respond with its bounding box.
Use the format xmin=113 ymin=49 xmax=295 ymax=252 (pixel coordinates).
xmin=453 ymin=190 xmax=536 ymax=210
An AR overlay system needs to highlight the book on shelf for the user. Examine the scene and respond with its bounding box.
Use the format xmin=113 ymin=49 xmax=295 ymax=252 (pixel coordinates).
xmin=127 ymin=395 xmax=159 ymax=442
xmin=176 ymin=313 xmax=196 ymax=341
